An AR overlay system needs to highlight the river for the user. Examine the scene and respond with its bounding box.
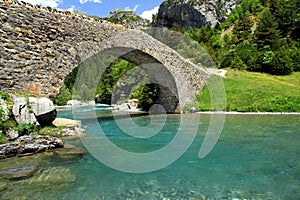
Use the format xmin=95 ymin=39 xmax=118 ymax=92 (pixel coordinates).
xmin=0 ymin=108 xmax=299 ymax=199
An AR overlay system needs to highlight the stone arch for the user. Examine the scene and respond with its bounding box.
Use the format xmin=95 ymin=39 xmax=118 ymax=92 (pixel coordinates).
xmin=70 ymin=29 xmax=209 ymax=113
xmin=71 ymin=47 xmax=180 ymax=112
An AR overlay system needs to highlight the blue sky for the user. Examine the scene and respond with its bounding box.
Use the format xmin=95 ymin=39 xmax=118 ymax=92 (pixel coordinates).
xmin=21 ymin=0 xmax=164 ymax=20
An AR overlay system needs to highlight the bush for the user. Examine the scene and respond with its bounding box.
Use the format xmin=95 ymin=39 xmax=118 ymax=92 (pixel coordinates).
xmin=0 ymin=92 xmax=11 ymax=101
xmin=0 ymin=132 xmax=7 ymax=144
xmin=17 ymin=123 xmax=38 ymax=136
xmin=55 ymin=85 xmax=72 ymax=106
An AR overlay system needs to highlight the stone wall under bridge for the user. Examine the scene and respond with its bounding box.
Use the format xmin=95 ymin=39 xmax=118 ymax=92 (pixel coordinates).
xmin=0 ymin=1 xmax=210 ymax=113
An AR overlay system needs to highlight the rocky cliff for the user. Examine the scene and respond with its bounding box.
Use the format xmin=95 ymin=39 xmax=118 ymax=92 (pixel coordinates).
xmin=105 ymin=8 xmax=150 ymax=29
xmin=155 ymin=0 xmax=240 ymax=29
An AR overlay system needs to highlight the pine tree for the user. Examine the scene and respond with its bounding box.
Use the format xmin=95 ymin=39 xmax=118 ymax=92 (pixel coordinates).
xmin=254 ymin=9 xmax=281 ymax=49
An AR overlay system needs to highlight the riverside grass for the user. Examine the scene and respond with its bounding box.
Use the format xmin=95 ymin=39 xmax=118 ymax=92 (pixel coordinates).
xmin=196 ymin=70 xmax=300 ymax=112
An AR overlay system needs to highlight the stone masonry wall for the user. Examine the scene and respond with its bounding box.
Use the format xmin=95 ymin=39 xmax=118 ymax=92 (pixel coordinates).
xmin=0 ymin=0 xmax=210 ymax=112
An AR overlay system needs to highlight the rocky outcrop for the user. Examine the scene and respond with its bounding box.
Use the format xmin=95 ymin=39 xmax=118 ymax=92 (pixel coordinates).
xmin=29 ymin=97 xmax=57 ymax=126
xmin=155 ymin=0 xmax=240 ymax=29
xmin=12 ymin=97 xmax=37 ymax=125
xmin=0 ymin=134 xmax=64 ymax=159
xmin=12 ymin=97 xmax=56 ymax=126
xmin=107 ymin=8 xmax=150 ymax=29
xmin=52 ymin=118 xmax=86 ymax=137
xmin=6 ymin=128 xmax=18 ymax=140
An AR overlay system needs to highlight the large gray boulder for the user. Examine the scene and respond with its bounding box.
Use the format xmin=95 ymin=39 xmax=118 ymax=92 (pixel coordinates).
xmin=29 ymin=97 xmax=57 ymax=126
xmin=12 ymin=97 xmax=37 ymax=125
xmin=12 ymin=97 xmax=57 ymax=126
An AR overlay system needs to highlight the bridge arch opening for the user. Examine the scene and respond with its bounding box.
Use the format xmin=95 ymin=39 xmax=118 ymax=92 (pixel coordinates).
xmin=56 ymin=47 xmax=180 ymax=113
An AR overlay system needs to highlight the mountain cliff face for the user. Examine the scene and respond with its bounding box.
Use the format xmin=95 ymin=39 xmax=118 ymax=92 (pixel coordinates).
xmin=155 ymin=0 xmax=240 ymax=29
xmin=105 ymin=9 xmax=150 ymax=29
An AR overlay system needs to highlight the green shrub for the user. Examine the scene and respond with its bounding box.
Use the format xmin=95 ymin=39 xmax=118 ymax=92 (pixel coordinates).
xmin=55 ymin=85 xmax=72 ymax=106
xmin=17 ymin=123 xmax=38 ymax=136
xmin=0 ymin=132 xmax=7 ymax=144
xmin=0 ymin=92 xmax=11 ymax=101
xmin=0 ymin=117 xmax=16 ymax=135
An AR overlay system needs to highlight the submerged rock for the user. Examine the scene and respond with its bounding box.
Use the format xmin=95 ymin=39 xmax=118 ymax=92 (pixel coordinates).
xmin=0 ymin=164 xmax=39 ymax=180
xmin=54 ymin=144 xmax=86 ymax=159
xmin=20 ymin=166 xmax=76 ymax=186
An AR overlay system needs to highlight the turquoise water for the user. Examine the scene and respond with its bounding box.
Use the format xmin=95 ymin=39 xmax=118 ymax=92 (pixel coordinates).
xmin=1 ymin=110 xmax=300 ymax=199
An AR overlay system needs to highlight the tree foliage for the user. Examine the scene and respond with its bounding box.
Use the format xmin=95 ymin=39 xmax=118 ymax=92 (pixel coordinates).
xmin=176 ymin=0 xmax=300 ymax=75
xmin=55 ymin=58 xmax=158 ymax=110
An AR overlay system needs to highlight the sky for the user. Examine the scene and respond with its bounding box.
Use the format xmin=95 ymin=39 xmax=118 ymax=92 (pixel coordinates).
xmin=21 ymin=0 xmax=164 ymax=21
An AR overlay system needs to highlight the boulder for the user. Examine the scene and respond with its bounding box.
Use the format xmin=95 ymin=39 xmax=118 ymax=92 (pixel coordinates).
xmin=12 ymin=97 xmax=37 ymax=125
xmin=29 ymin=97 xmax=57 ymax=126
xmin=0 ymin=142 xmax=21 ymax=159
xmin=67 ymin=99 xmax=82 ymax=107
xmin=6 ymin=128 xmax=19 ymax=141
xmin=190 ymin=107 xmax=198 ymax=113
xmin=113 ymin=102 xmax=131 ymax=111
xmin=54 ymin=144 xmax=86 ymax=159
xmin=0 ymin=164 xmax=39 ymax=180
xmin=34 ymin=109 xmax=57 ymax=127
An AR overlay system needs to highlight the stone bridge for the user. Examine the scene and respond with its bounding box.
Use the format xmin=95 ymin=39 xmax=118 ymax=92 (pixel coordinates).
xmin=0 ymin=0 xmax=210 ymax=112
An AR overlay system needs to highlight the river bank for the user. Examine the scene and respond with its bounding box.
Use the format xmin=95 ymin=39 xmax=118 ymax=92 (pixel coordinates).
xmin=0 ymin=118 xmax=85 ymax=159
xmin=197 ymin=111 xmax=300 ymax=115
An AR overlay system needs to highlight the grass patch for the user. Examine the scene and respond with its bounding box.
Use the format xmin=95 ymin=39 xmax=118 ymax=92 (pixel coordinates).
xmin=196 ymin=70 xmax=300 ymax=112
xmin=38 ymin=126 xmax=67 ymax=137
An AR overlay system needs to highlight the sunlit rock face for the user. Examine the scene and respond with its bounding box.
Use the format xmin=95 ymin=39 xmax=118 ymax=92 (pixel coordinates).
xmin=155 ymin=0 xmax=240 ymax=29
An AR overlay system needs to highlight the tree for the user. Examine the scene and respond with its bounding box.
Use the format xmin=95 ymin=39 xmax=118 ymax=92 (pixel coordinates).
xmin=55 ymin=85 xmax=72 ymax=106
xmin=255 ymin=9 xmax=281 ymax=49
xmin=269 ymin=0 xmax=300 ymax=38
xmin=236 ymin=42 xmax=260 ymax=71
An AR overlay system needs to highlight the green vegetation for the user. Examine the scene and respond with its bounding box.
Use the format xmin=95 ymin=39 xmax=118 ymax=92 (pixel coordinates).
xmin=39 ymin=126 xmax=66 ymax=137
xmin=0 ymin=92 xmax=62 ymax=144
xmin=55 ymin=57 xmax=158 ymax=111
xmin=196 ymin=70 xmax=300 ymax=112
xmin=0 ymin=132 xmax=7 ymax=144
xmin=180 ymin=0 xmax=300 ymax=75
xmin=17 ymin=123 xmax=38 ymax=136
xmin=103 ymin=10 xmax=149 ymax=25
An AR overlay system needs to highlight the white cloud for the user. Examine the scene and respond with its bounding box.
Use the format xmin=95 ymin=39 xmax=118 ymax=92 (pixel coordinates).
xmin=124 ymin=4 xmax=140 ymax=12
xmin=79 ymin=0 xmax=102 ymax=5
xmin=21 ymin=0 xmax=61 ymax=7
xmin=140 ymin=6 xmax=159 ymax=21
xmin=67 ymin=5 xmax=76 ymax=12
